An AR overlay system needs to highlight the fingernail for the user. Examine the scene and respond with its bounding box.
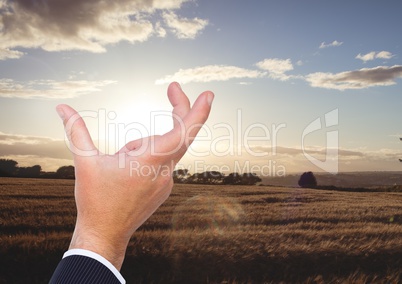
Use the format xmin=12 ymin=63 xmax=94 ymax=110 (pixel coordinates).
xmin=56 ymin=106 xmax=65 ymax=120
xmin=175 ymin=82 xmax=182 ymax=90
xmin=207 ymin=92 xmax=214 ymax=106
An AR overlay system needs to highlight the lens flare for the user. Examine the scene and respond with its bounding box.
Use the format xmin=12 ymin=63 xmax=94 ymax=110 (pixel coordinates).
xmin=172 ymin=194 xmax=245 ymax=233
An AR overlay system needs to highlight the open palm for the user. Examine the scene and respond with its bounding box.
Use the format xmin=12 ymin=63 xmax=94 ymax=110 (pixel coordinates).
xmin=56 ymin=82 xmax=214 ymax=269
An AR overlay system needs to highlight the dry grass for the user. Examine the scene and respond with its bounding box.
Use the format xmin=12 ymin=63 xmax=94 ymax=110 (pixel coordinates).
xmin=1 ymin=177 xmax=402 ymax=283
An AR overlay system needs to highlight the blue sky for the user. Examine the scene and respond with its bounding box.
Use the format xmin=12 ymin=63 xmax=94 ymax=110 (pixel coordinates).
xmin=1 ymin=0 xmax=402 ymax=175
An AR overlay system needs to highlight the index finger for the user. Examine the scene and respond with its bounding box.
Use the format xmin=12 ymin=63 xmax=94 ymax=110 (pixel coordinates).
xmin=155 ymin=90 xmax=214 ymax=161
xmin=168 ymin=82 xmax=191 ymax=128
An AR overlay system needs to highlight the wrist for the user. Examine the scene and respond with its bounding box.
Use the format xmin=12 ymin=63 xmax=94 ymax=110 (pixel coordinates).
xmin=69 ymin=227 xmax=129 ymax=270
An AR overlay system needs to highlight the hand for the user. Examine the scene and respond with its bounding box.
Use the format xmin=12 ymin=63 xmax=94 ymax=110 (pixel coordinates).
xmin=56 ymin=82 xmax=214 ymax=270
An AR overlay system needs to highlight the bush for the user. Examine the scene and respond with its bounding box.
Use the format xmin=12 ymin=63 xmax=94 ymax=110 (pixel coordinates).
xmin=56 ymin=166 xmax=75 ymax=179
xmin=0 ymin=159 xmax=18 ymax=177
xmin=298 ymin=171 xmax=317 ymax=188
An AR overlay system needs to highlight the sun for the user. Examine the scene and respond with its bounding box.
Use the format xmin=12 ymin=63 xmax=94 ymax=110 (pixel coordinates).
xmin=101 ymin=97 xmax=174 ymax=154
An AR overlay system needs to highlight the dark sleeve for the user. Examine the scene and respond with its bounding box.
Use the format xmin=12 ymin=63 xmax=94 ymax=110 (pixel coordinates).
xmin=49 ymin=255 xmax=122 ymax=284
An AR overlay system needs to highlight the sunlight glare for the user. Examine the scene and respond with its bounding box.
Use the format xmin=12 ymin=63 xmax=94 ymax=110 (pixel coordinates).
xmin=107 ymin=95 xmax=174 ymax=153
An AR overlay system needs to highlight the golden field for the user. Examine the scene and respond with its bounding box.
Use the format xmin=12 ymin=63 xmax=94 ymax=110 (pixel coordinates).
xmin=1 ymin=177 xmax=402 ymax=283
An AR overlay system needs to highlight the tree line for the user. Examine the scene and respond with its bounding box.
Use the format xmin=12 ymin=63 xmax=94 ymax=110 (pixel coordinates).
xmin=0 ymin=159 xmax=75 ymax=179
xmin=0 ymin=159 xmax=262 ymax=185
xmin=173 ymin=169 xmax=262 ymax=185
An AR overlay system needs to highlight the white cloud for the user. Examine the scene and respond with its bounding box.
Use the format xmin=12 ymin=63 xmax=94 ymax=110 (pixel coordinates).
xmin=0 ymin=132 xmax=71 ymax=160
xmin=155 ymin=65 xmax=265 ymax=85
xmin=248 ymin=145 xmax=365 ymax=159
xmin=305 ymin=65 xmax=402 ymax=90
xmin=157 ymin=57 xmax=402 ymax=90
xmin=0 ymin=132 xmax=56 ymax=146
xmin=319 ymin=40 xmax=343 ymax=49
xmin=0 ymin=132 xmax=73 ymax=171
xmin=256 ymin=58 xmax=294 ymax=81
xmin=2 ymin=129 xmax=402 ymax=172
xmin=0 ymin=48 xmax=25 ymax=60
xmin=155 ymin=22 xmax=167 ymax=38
xmin=356 ymin=51 xmax=394 ymax=62
xmin=0 ymin=0 xmax=207 ymax=59
xmin=356 ymin=51 xmax=376 ymax=62
xmin=181 ymin=143 xmax=402 ymax=173
xmin=376 ymin=51 xmax=394 ymax=59
xmin=162 ymin=11 xmax=208 ymax=39
xmin=0 ymin=79 xmax=116 ymax=99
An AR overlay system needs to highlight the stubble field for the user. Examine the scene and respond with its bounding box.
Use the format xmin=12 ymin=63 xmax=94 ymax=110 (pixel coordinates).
xmin=1 ymin=177 xmax=402 ymax=283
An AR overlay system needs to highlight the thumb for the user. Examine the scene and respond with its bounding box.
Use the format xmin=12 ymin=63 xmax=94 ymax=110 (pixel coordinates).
xmin=56 ymin=104 xmax=98 ymax=157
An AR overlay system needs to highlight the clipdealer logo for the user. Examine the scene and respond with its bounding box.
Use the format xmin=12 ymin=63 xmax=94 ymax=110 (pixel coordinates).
xmin=62 ymin=108 xmax=339 ymax=176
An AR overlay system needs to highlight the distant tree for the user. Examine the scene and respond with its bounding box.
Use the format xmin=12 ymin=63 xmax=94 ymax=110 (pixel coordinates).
xmin=0 ymin=159 xmax=18 ymax=177
xmin=185 ymin=171 xmax=260 ymax=185
xmin=17 ymin=165 xmax=42 ymax=178
xmin=173 ymin=169 xmax=190 ymax=183
xmin=223 ymin=173 xmax=242 ymax=185
xmin=241 ymin=173 xmax=262 ymax=185
xmin=187 ymin=173 xmax=200 ymax=184
xmin=187 ymin=171 xmax=224 ymax=184
xmin=56 ymin=165 xmax=75 ymax=179
xmin=199 ymin=171 xmax=225 ymax=184
xmin=223 ymin=172 xmax=261 ymax=185
xmin=298 ymin=171 xmax=317 ymax=188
